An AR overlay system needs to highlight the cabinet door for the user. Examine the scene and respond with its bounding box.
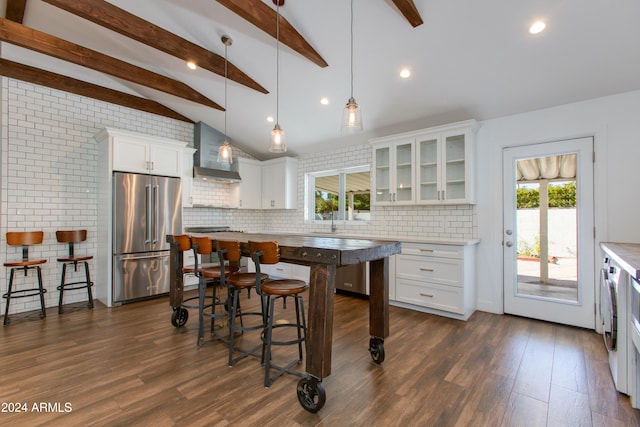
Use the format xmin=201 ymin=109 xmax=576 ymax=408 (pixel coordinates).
xmin=113 ymin=137 xmax=150 ymax=173
xmin=182 ymin=148 xmax=196 ymax=208
xmin=374 ymin=145 xmax=392 ymax=204
xmin=149 ymin=143 xmax=182 ymax=177
xmin=394 ymin=142 xmax=414 ymax=203
xmin=441 ymin=131 xmax=468 ymax=203
xmin=416 ymin=135 xmax=440 ymax=203
xmin=237 ymin=159 xmax=262 ymax=209
xmin=261 ymin=163 xmax=276 ymax=209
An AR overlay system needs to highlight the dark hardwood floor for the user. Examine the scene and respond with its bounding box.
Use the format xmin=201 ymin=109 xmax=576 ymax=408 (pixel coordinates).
xmin=1 ymin=289 xmax=639 ymax=426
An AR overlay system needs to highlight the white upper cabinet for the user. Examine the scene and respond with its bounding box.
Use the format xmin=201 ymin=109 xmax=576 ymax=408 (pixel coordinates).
xmin=371 ymin=120 xmax=478 ymax=205
xmin=230 ymin=157 xmax=262 ymax=209
xmin=372 ymin=139 xmax=415 ymax=205
xmin=108 ymin=129 xmax=185 ymax=177
xmin=261 ymin=157 xmax=298 ymax=209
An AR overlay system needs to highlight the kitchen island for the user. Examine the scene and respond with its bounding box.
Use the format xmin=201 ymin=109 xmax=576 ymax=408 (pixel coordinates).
xmin=167 ymin=232 xmax=402 ymax=412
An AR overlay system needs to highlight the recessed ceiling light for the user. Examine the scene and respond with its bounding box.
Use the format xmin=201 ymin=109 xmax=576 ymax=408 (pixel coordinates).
xmin=266 ymin=116 xmax=274 ymax=122
xmin=186 ymin=61 xmax=197 ymax=70
xmin=400 ymin=68 xmax=411 ymax=79
xmin=529 ymin=21 xmax=546 ymax=34
xmin=320 ymin=97 xmax=329 ymax=105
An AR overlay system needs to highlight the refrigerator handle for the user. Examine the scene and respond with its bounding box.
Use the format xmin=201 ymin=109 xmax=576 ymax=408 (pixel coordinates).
xmin=145 ymin=184 xmax=152 ymax=244
xmin=153 ymin=185 xmax=159 ymax=243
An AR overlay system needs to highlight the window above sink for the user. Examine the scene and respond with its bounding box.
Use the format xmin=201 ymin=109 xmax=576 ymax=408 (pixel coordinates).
xmin=304 ymin=165 xmax=371 ymax=223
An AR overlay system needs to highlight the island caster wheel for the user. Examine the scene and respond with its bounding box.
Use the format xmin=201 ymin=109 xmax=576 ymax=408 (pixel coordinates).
xmin=297 ymin=377 xmax=326 ymax=413
xmin=369 ymin=337 xmax=385 ymax=364
xmin=171 ymin=307 xmax=189 ymax=327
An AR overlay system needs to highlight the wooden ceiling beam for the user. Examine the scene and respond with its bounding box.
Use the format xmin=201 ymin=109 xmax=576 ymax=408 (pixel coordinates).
xmin=391 ymin=0 xmax=424 ymax=28
xmin=0 ymin=18 xmax=224 ymax=110
xmin=40 ymin=0 xmax=268 ymax=94
xmin=5 ymin=0 xmax=27 ymax=23
xmin=0 ymin=58 xmax=193 ymax=122
xmin=216 ymin=0 xmax=328 ymax=68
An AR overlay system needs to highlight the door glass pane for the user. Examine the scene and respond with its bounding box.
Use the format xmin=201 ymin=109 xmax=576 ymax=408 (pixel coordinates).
xmin=445 ymin=134 xmax=465 ymax=200
xmin=395 ymin=143 xmax=412 ymax=201
xmin=375 ymin=147 xmax=390 ymax=202
xmin=515 ymin=155 xmax=578 ymax=302
xmin=418 ymin=138 xmax=438 ymax=201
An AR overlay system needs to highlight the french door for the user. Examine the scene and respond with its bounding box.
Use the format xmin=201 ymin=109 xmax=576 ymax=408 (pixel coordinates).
xmin=503 ymin=138 xmax=594 ymax=328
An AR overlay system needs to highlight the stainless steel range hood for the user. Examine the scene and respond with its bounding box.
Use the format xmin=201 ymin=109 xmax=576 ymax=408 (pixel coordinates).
xmin=193 ymin=121 xmax=241 ymax=182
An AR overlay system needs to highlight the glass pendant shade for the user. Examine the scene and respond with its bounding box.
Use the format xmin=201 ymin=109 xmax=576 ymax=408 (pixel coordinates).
xmin=269 ymin=124 xmax=286 ymax=153
xmin=217 ymin=141 xmax=233 ymax=163
xmin=341 ymin=97 xmax=363 ymax=131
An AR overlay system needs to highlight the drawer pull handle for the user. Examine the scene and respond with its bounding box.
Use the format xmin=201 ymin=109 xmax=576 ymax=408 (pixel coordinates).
xmin=420 ymin=293 xmax=434 ymax=298
xmin=420 ymin=268 xmax=434 ymax=272
xmin=420 ymin=249 xmax=434 ymax=252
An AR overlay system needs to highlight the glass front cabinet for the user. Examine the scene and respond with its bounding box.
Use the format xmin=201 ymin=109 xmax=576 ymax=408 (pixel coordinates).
xmin=371 ymin=120 xmax=477 ymax=205
xmin=373 ymin=139 xmax=415 ymax=205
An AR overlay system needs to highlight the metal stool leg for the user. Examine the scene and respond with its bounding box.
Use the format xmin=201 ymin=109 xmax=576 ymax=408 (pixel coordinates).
xmin=36 ymin=266 xmax=46 ymax=319
xmin=58 ymin=263 xmax=67 ymax=314
xmin=4 ymin=268 xmax=16 ymax=325
xmin=84 ymin=261 xmax=94 ymax=309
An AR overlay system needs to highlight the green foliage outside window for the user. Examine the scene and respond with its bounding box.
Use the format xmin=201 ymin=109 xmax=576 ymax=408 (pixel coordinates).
xmin=516 ymin=181 xmax=576 ymax=208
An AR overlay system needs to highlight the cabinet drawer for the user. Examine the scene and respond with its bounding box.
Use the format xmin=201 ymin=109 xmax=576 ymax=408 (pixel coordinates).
xmin=401 ymin=242 xmax=463 ymax=259
xmin=396 ymin=279 xmax=464 ymax=314
xmin=396 ymin=254 xmax=461 ymax=286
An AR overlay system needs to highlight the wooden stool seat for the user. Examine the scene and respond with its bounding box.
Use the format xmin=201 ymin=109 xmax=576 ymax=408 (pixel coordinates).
xmin=183 ymin=263 xmax=217 ymax=274
xmin=56 ymin=230 xmax=94 ymax=314
xmin=227 ymin=272 xmax=269 ymax=288
xmin=4 ymin=259 xmax=47 ymax=268
xmin=3 ymin=231 xmax=47 ymax=325
xmin=56 ymin=255 xmax=92 ymax=263
xmin=261 ymin=279 xmax=307 ymax=296
xmin=199 ymin=265 xmax=239 ymax=279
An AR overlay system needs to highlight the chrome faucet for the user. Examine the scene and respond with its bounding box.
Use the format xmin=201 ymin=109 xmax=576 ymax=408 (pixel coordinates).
xmin=331 ymin=211 xmax=337 ymax=233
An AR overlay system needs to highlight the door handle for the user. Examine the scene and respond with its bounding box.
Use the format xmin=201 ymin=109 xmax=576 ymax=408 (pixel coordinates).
xmin=145 ymin=184 xmax=152 ymax=244
xmin=152 ymin=185 xmax=159 ymax=243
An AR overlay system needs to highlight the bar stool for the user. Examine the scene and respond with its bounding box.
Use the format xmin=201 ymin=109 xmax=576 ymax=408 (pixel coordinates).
xmin=250 ymin=240 xmax=308 ymax=388
xmin=56 ymin=230 xmax=94 ymax=314
xmin=3 ymin=231 xmax=47 ymax=325
xmin=216 ymin=240 xmax=269 ymax=367
xmin=191 ymin=236 xmax=237 ymax=347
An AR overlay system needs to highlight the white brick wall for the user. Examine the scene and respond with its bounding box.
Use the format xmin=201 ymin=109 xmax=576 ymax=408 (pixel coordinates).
xmin=1 ymin=78 xmax=192 ymax=316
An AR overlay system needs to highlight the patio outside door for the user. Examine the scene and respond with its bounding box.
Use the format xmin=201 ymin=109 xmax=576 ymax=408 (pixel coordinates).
xmin=503 ymin=137 xmax=594 ymax=328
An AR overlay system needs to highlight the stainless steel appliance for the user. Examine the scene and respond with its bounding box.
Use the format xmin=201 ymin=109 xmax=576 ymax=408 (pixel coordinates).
xmin=112 ymin=172 xmax=182 ymax=303
xmin=600 ymin=255 xmax=629 ymax=393
xmin=335 ymin=263 xmax=367 ymax=295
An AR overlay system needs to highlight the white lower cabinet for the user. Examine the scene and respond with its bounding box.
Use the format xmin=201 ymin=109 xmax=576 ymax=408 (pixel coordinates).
xmin=391 ymin=241 xmax=477 ymax=320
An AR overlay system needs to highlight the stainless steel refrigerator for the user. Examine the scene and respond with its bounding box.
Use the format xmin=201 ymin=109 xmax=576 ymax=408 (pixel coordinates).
xmin=112 ymin=172 xmax=182 ymax=303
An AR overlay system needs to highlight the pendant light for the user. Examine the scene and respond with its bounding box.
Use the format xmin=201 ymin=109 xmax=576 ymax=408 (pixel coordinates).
xmin=269 ymin=1 xmax=286 ymax=153
xmin=341 ymin=0 xmax=363 ymax=132
xmin=217 ymin=35 xmax=233 ymax=164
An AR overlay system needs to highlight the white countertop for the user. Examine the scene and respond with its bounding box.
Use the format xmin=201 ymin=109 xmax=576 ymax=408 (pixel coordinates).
xmin=275 ymin=232 xmax=480 ymax=246
xmin=600 ymin=242 xmax=640 ymax=280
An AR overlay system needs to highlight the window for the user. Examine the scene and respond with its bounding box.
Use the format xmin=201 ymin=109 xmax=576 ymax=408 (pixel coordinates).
xmin=305 ymin=165 xmax=371 ymax=222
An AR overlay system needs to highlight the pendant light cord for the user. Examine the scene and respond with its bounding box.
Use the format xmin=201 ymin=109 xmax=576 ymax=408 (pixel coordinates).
xmin=350 ymin=0 xmax=354 ymax=99
xmin=276 ymin=3 xmax=280 ymax=125
xmin=224 ymin=42 xmax=228 ymax=141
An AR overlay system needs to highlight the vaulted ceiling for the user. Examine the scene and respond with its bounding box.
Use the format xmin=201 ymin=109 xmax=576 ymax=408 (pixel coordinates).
xmin=1 ymin=0 xmax=640 ymax=160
